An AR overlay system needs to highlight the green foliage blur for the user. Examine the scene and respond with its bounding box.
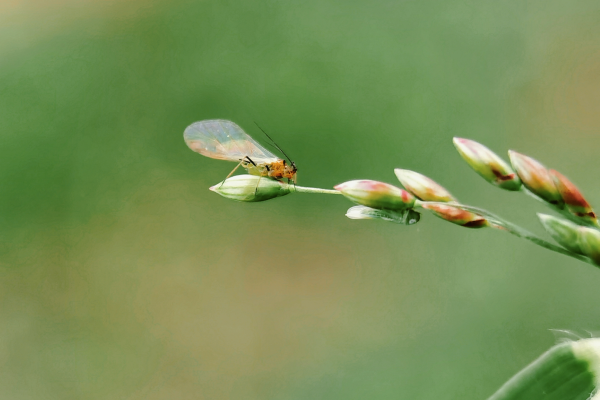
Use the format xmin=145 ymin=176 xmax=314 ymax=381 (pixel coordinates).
xmin=2 ymin=0 xmax=600 ymax=399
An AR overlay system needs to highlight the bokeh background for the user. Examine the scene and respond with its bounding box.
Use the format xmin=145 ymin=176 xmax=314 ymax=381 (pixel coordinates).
xmin=2 ymin=0 xmax=600 ymax=399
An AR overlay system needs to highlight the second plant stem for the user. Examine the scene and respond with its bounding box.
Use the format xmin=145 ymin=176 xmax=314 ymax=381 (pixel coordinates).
xmin=292 ymin=184 xmax=596 ymax=267
xmin=416 ymin=201 xmax=596 ymax=267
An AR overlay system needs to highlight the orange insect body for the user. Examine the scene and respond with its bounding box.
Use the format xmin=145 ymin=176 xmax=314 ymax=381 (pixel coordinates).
xmin=184 ymin=119 xmax=298 ymax=183
xmin=243 ymin=159 xmax=297 ymax=182
xmin=265 ymin=160 xmax=297 ymax=180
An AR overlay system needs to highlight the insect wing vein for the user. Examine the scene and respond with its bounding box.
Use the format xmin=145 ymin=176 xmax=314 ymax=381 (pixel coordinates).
xmin=184 ymin=120 xmax=279 ymax=163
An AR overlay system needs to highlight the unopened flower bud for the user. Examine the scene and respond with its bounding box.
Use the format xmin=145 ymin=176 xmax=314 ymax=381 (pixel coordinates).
xmin=578 ymin=227 xmax=600 ymax=265
xmin=453 ymin=138 xmax=521 ymax=191
xmin=488 ymin=339 xmax=600 ymax=400
xmin=394 ymin=169 xmax=456 ymax=202
xmin=549 ymin=170 xmax=597 ymax=225
xmin=537 ymin=214 xmax=583 ymax=255
xmin=345 ymin=205 xmax=421 ymax=225
xmin=422 ymin=203 xmax=489 ymax=228
xmin=334 ymin=180 xmax=415 ymax=211
xmin=210 ymin=175 xmax=291 ymax=202
xmin=508 ymin=151 xmax=564 ymax=208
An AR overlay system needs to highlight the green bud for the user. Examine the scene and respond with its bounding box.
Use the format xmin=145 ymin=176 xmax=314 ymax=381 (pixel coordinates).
xmin=537 ymin=214 xmax=584 ymax=255
xmin=422 ymin=203 xmax=489 ymax=228
xmin=453 ymin=138 xmax=521 ymax=191
xmin=394 ymin=169 xmax=456 ymax=202
xmin=209 ymin=175 xmax=292 ymax=202
xmin=345 ymin=205 xmax=421 ymax=225
xmin=488 ymin=339 xmax=600 ymax=400
xmin=508 ymin=151 xmax=564 ymax=208
xmin=334 ymin=180 xmax=416 ymax=211
xmin=578 ymin=227 xmax=600 ymax=265
xmin=550 ymin=169 xmax=598 ymax=225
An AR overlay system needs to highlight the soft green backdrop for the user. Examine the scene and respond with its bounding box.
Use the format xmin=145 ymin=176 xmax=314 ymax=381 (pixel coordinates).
xmin=2 ymin=0 xmax=600 ymax=399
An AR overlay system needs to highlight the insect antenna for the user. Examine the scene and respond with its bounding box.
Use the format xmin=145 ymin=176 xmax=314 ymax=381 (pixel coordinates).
xmin=260 ymin=141 xmax=283 ymax=156
xmin=254 ymin=122 xmax=296 ymax=169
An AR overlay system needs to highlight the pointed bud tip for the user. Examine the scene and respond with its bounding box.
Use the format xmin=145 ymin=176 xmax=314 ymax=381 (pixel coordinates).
xmin=537 ymin=213 xmax=552 ymax=222
xmin=452 ymin=137 xmax=467 ymax=145
xmin=507 ymin=150 xmax=527 ymax=168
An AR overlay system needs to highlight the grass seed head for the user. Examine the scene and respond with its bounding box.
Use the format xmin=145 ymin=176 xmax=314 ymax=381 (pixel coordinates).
xmin=209 ymin=174 xmax=292 ymax=202
xmin=422 ymin=203 xmax=489 ymax=228
xmin=394 ymin=169 xmax=456 ymax=202
xmin=345 ymin=205 xmax=421 ymax=225
xmin=549 ymin=169 xmax=597 ymax=225
xmin=453 ymin=138 xmax=521 ymax=191
xmin=537 ymin=213 xmax=584 ymax=255
xmin=577 ymin=227 xmax=600 ymax=265
xmin=334 ymin=180 xmax=416 ymax=211
xmin=508 ymin=151 xmax=564 ymax=208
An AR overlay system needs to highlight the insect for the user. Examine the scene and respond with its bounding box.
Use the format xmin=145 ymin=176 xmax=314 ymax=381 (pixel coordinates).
xmin=184 ymin=119 xmax=298 ymax=183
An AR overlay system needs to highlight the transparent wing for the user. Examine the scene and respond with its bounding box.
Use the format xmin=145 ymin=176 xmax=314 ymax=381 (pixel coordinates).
xmin=184 ymin=119 xmax=280 ymax=163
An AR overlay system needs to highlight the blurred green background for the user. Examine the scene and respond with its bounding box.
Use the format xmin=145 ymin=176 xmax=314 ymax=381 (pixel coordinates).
xmin=2 ymin=0 xmax=600 ymax=399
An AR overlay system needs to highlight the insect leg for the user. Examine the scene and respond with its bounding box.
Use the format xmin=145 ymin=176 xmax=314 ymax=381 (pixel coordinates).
xmin=245 ymin=156 xmax=257 ymax=167
xmin=219 ymin=159 xmax=245 ymax=187
xmin=254 ymin=174 xmax=262 ymax=197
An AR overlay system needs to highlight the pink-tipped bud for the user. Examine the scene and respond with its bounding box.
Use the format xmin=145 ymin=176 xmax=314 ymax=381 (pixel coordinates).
xmin=422 ymin=203 xmax=489 ymax=228
xmin=334 ymin=180 xmax=416 ymax=211
xmin=578 ymin=227 xmax=600 ymax=265
xmin=209 ymin=175 xmax=292 ymax=202
xmin=508 ymin=151 xmax=564 ymax=208
xmin=453 ymin=138 xmax=521 ymax=191
xmin=394 ymin=169 xmax=456 ymax=202
xmin=549 ymin=170 xmax=597 ymax=225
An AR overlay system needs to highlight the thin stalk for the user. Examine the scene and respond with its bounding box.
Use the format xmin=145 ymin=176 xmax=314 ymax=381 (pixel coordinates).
xmin=289 ymin=184 xmax=596 ymax=267
xmin=416 ymin=200 xmax=597 ymax=267
xmin=291 ymin=185 xmax=342 ymax=195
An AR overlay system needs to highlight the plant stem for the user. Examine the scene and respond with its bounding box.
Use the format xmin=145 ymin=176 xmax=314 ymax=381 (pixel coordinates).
xmin=291 ymin=184 xmax=596 ymax=267
xmin=291 ymin=185 xmax=342 ymax=195
xmin=416 ymin=201 xmax=597 ymax=267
